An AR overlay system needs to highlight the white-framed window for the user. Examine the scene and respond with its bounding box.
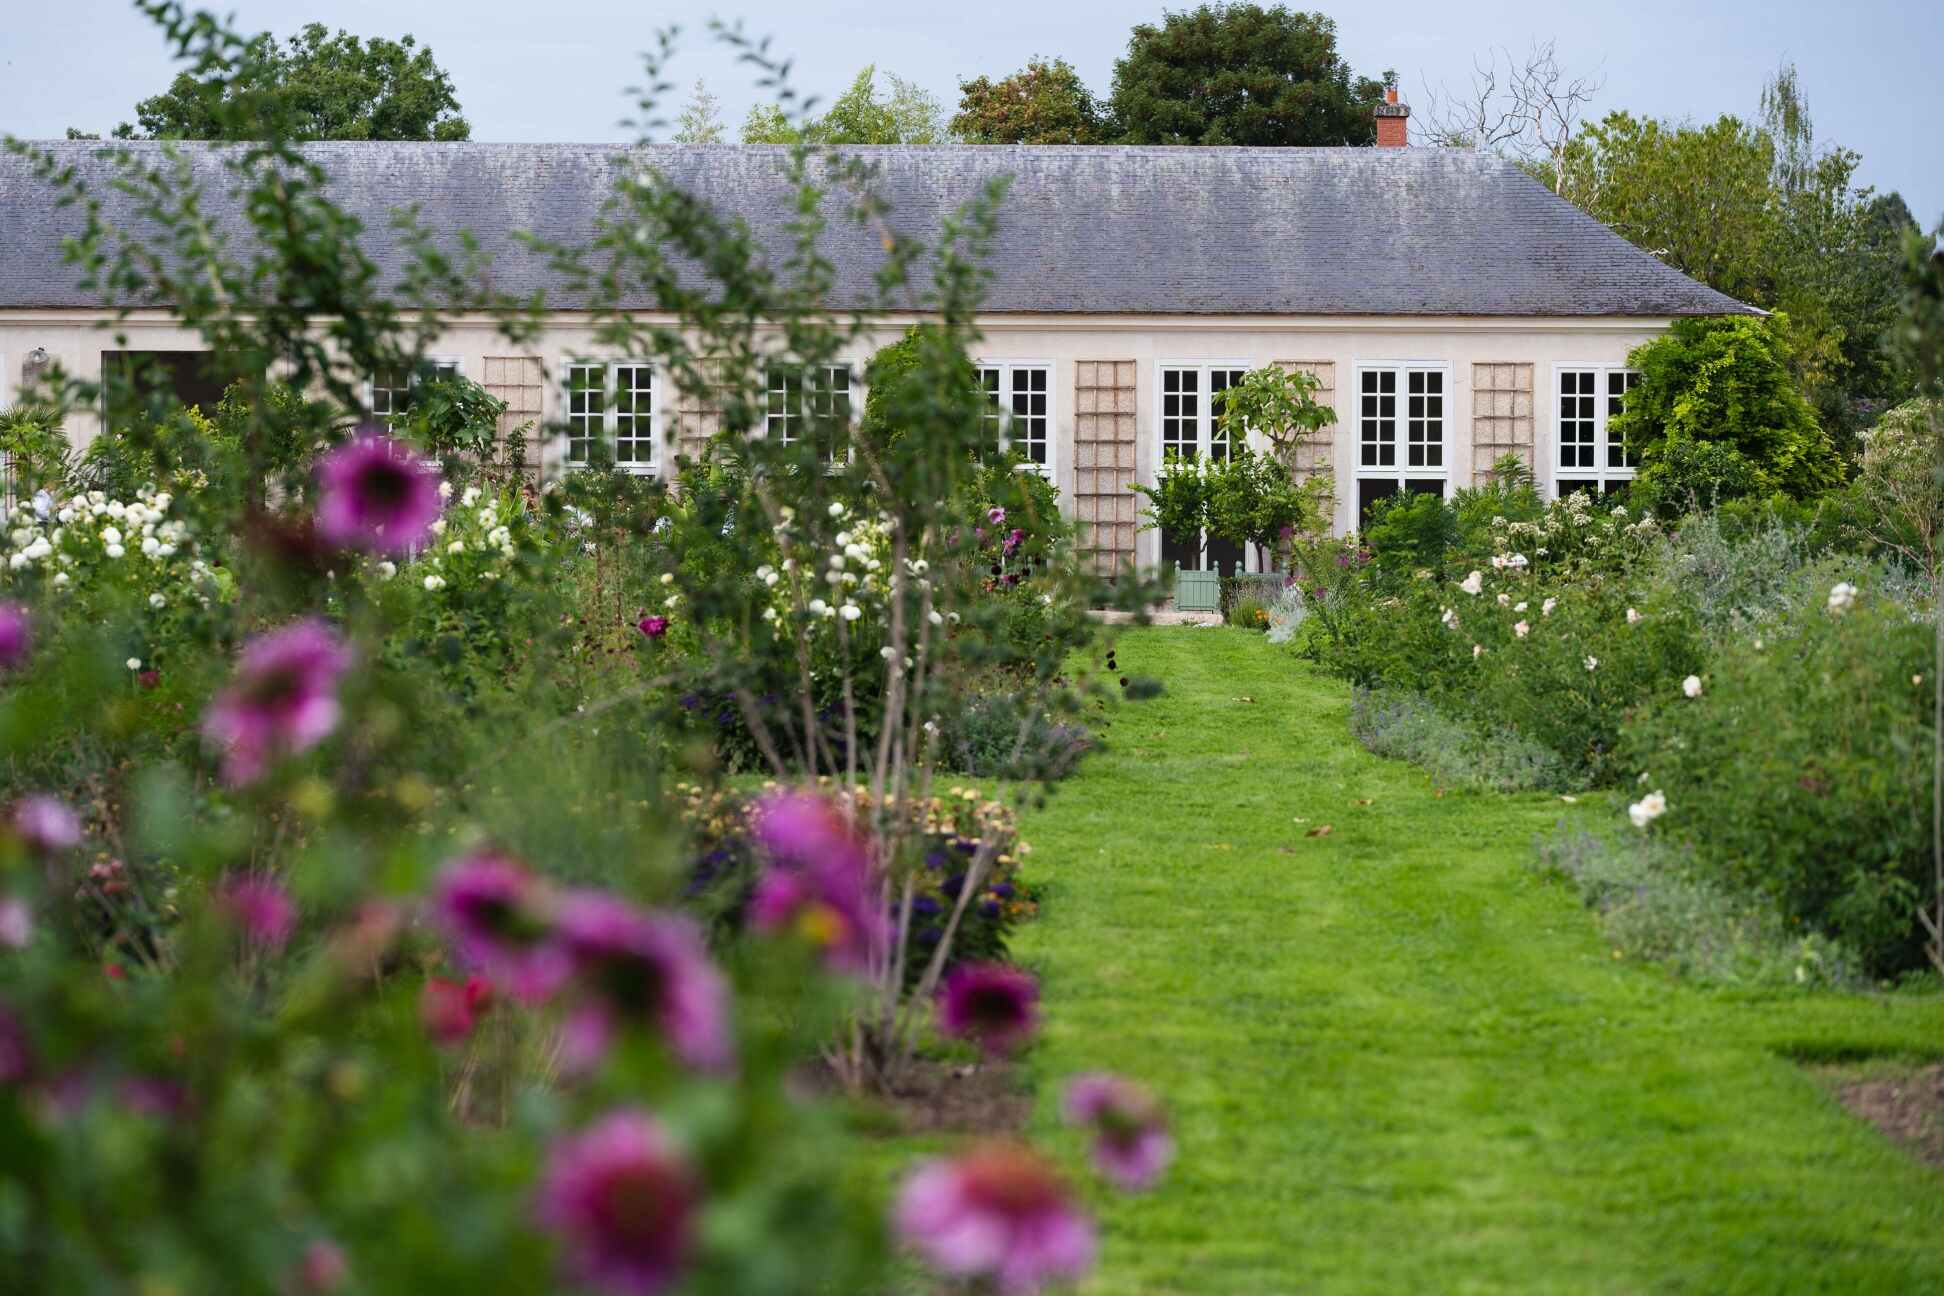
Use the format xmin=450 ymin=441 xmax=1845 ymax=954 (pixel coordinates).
xmin=976 ymin=361 xmax=1053 ymax=474
xmin=765 ymin=363 xmax=852 ymax=462
xmin=1554 ymin=365 xmax=1641 ymax=496
xmin=1354 ymin=362 xmax=1449 ymax=527
xmin=368 ymin=357 xmax=460 ymax=432
xmin=1158 ymin=364 xmax=1248 ymax=464
xmin=564 ymin=360 xmax=657 ymax=472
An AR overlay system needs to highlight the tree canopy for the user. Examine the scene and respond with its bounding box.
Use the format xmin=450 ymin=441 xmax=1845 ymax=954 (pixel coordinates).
xmin=114 ymin=22 xmax=470 ymax=141
xmin=1106 ymin=4 xmax=1390 ymax=146
xmin=953 ymin=58 xmax=1105 ymax=145
xmin=741 ymin=66 xmax=946 ymax=145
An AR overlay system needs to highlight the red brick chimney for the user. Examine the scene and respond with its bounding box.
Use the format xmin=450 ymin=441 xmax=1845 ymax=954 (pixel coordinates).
xmin=1374 ymin=86 xmax=1409 ymax=148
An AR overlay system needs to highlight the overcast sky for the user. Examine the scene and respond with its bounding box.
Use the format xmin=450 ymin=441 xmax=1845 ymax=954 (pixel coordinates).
xmin=3 ymin=0 xmax=1940 ymax=226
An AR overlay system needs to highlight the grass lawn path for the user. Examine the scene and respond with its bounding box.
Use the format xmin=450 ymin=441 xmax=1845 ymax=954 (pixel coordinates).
xmin=1012 ymin=626 xmax=1944 ymax=1294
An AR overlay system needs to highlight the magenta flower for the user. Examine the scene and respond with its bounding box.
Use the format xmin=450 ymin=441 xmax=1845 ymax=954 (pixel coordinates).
xmin=0 ymin=897 xmax=30 ymax=950
xmin=315 ymin=430 xmax=444 ymax=553
xmin=1062 ymin=1072 xmax=1173 ymax=1191
xmin=636 ymin=615 xmax=669 ymax=639
xmin=1004 ymin=527 xmax=1024 ymax=555
xmin=986 ymin=506 xmax=1006 ymax=526
xmin=220 ymin=875 xmax=297 ymax=949
xmin=896 ymin=1141 xmax=1095 ymax=1294
xmin=938 ymin=962 xmax=1039 ymax=1057
xmin=555 ymin=893 xmax=733 ymax=1074
xmin=0 ymin=602 xmax=30 ymax=671
xmin=202 ymin=619 xmax=352 ymax=786
xmin=429 ymin=851 xmax=568 ymax=1003
xmin=11 ymin=795 xmax=81 ymax=855
xmin=749 ymin=791 xmax=885 ymax=973
xmin=538 ymin=1109 xmax=697 ymax=1296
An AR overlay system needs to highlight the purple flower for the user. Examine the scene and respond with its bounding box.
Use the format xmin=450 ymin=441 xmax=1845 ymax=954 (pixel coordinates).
xmin=537 ymin=1109 xmax=697 ymax=1296
xmin=636 ymin=615 xmax=669 ymax=639
xmin=11 ymin=795 xmax=80 ymax=855
xmin=1004 ymin=527 xmax=1024 ymax=555
xmin=0 ymin=602 xmax=31 ymax=671
xmin=895 ymin=1140 xmax=1094 ymax=1294
xmin=315 ymin=430 xmax=444 ymax=553
xmin=1062 ymin=1072 xmax=1173 ymax=1191
xmin=938 ymin=963 xmax=1039 ymax=1057
xmin=429 ymin=851 xmax=568 ymax=1003
xmin=118 ymin=1074 xmax=191 ymax=1120
xmin=555 ymin=894 xmax=733 ymax=1074
xmin=202 ymin=619 xmax=352 ymax=786
xmin=986 ymin=506 xmax=1007 ymax=526
xmin=220 ymin=875 xmax=297 ymax=949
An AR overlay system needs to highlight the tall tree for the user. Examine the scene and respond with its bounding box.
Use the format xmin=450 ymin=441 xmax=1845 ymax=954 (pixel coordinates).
xmin=953 ymin=57 xmax=1105 ymax=145
xmin=115 ymin=22 xmax=469 ymax=141
xmin=1106 ymin=5 xmax=1389 ymax=146
xmin=1418 ymin=39 xmax=1602 ymax=180
xmin=672 ymin=79 xmax=726 ymax=144
xmin=741 ymin=66 xmax=947 ymax=145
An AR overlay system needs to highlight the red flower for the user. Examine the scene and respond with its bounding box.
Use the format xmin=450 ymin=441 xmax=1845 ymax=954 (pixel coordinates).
xmin=421 ymin=974 xmax=494 ymax=1045
xmin=636 ymin=615 xmax=669 ymax=639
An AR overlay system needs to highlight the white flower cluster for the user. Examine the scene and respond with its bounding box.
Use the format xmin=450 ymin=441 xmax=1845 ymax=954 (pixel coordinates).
xmin=760 ymin=503 xmax=905 ymax=632
xmin=1628 ymin=789 xmax=1667 ymax=829
xmin=394 ymin=482 xmax=525 ymax=592
xmin=1 ymin=488 xmax=214 ymax=609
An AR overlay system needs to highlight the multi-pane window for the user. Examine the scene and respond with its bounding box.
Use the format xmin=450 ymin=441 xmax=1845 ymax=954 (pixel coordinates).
xmin=1356 ymin=364 xmax=1447 ymax=526
xmin=565 ymin=361 xmax=656 ymax=471
xmin=369 ymin=359 xmax=459 ymax=432
xmin=976 ymin=363 xmax=1051 ymax=470
xmin=1556 ymin=367 xmax=1640 ymax=495
xmin=766 ymin=364 xmax=852 ymax=462
xmin=1158 ymin=365 xmax=1249 ymax=573
xmin=1159 ymin=365 xmax=1246 ymax=462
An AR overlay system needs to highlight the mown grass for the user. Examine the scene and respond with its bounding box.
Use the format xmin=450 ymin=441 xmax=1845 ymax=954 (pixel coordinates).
xmin=984 ymin=625 xmax=1944 ymax=1294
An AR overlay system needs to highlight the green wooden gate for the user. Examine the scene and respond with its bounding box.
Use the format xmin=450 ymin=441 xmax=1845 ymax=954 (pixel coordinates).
xmin=1174 ymin=564 xmax=1221 ymax=612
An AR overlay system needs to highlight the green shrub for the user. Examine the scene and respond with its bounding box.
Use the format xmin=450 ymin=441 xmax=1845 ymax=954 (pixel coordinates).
xmin=1619 ymin=565 xmax=1933 ymax=973
xmin=1535 ymin=828 xmax=1861 ymax=987
xmin=1629 ymin=439 xmax=1759 ymax=516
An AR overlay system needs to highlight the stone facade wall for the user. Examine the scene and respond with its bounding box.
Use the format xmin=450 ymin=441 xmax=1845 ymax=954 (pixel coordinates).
xmin=1275 ymin=359 xmax=1336 ymax=494
xmin=482 ymin=356 xmax=545 ymax=474
xmin=1470 ymin=361 xmax=1534 ymax=485
xmin=1072 ymin=360 xmax=1138 ymax=575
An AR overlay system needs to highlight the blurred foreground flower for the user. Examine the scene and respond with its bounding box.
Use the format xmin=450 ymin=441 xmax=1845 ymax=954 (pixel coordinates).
xmin=0 ymin=602 xmax=30 ymax=670
xmin=555 ymin=895 xmax=733 ymax=1074
xmin=1062 ymin=1072 xmax=1173 ymax=1191
xmin=538 ymin=1109 xmax=697 ymax=1296
xmin=896 ymin=1140 xmax=1094 ymax=1294
xmin=12 ymin=795 xmax=81 ymax=855
xmin=430 ymin=852 xmax=569 ymax=1003
xmin=315 ymin=431 xmax=444 ymax=553
xmin=420 ymin=974 xmax=493 ymax=1046
xmin=202 ymin=619 xmax=352 ymax=786
xmin=1628 ymin=791 xmax=1668 ymax=829
xmin=751 ymin=791 xmax=884 ymax=973
xmin=220 ymin=875 xmax=297 ymax=949
xmin=939 ymin=962 xmax=1039 ymax=1057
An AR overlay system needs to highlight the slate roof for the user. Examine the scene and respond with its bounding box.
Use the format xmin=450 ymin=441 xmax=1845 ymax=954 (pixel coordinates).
xmin=0 ymin=141 xmax=1752 ymax=317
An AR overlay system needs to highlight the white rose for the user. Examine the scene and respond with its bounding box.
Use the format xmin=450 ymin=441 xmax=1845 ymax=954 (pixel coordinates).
xmin=447 ymin=540 xmax=465 ymax=554
xmin=148 ymin=593 xmax=165 ymax=609
xmin=1458 ymin=571 xmax=1483 ymax=596
xmin=840 ymin=603 xmax=862 ymax=621
xmin=126 ymin=657 xmax=142 ymax=671
xmin=423 ymin=574 xmax=446 ymax=591
xmin=377 ymin=561 xmax=397 ymax=579
xmin=105 ymin=544 xmax=125 ymax=559
xmin=1585 ymin=656 xmax=1598 ymax=671
xmin=1625 ymin=607 xmax=1641 ymax=625
xmin=1514 ymin=621 xmax=1530 ymax=638
xmin=1682 ymin=675 xmax=1702 ymax=698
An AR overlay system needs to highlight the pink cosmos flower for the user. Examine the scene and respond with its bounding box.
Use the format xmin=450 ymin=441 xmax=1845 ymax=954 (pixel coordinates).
xmin=537 ymin=1109 xmax=698 ymax=1296
xmin=202 ymin=619 xmax=352 ymax=786
xmin=0 ymin=897 xmax=30 ymax=950
xmin=1061 ymin=1072 xmax=1173 ymax=1191
xmin=421 ymin=974 xmax=493 ymax=1045
xmin=315 ymin=430 xmax=444 ymax=553
xmin=555 ymin=894 xmax=733 ymax=1074
xmin=636 ymin=615 xmax=669 ymax=639
xmin=12 ymin=795 xmax=81 ymax=855
xmin=293 ymin=1239 xmax=350 ymax=1294
xmin=0 ymin=602 xmax=31 ymax=671
xmin=986 ymin=506 xmax=1007 ymax=526
xmin=429 ymin=851 xmax=568 ymax=1003
xmin=938 ymin=962 xmax=1039 ymax=1057
xmin=749 ymin=791 xmax=885 ymax=973
xmin=221 ymin=875 xmax=297 ymax=949
xmin=895 ymin=1140 xmax=1095 ymax=1294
